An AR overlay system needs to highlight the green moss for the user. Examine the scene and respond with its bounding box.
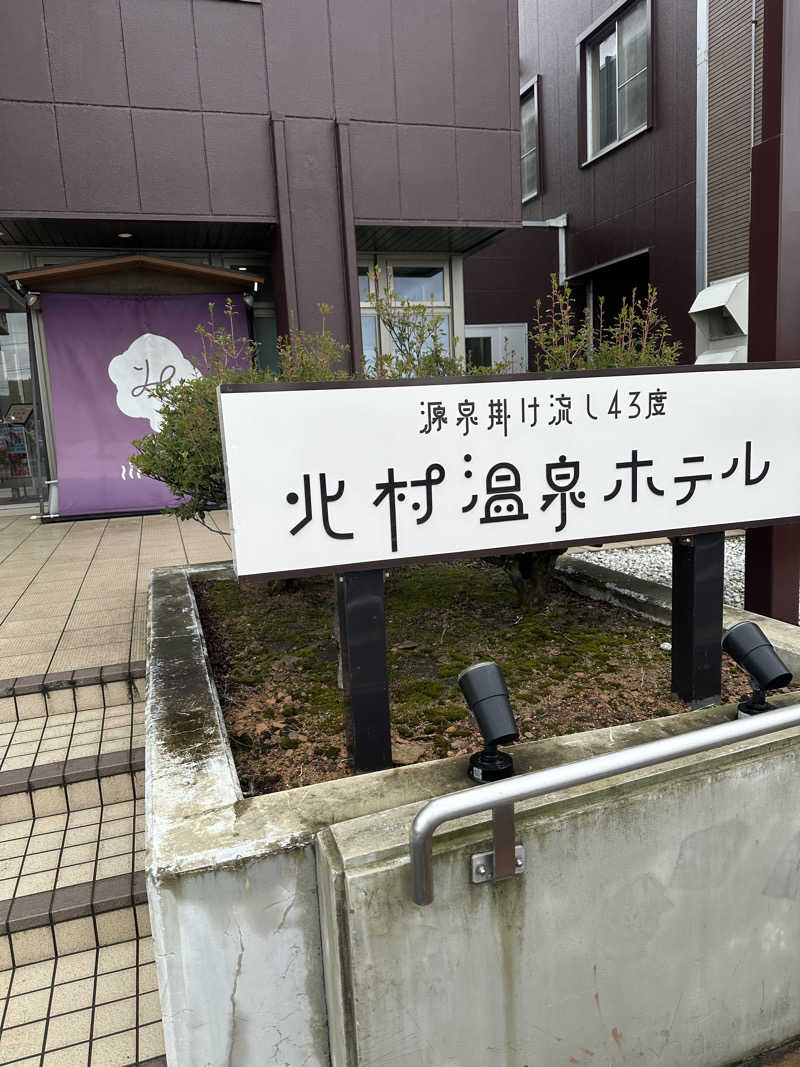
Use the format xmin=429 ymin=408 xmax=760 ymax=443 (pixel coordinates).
xmin=193 ymin=559 xmax=713 ymax=787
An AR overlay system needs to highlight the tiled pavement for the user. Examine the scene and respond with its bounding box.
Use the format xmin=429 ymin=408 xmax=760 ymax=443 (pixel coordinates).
xmin=0 ymin=512 xmax=232 ymax=1066
xmin=0 ymin=512 xmax=231 ymax=683
xmin=0 ymin=676 xmax=162 ymax=1066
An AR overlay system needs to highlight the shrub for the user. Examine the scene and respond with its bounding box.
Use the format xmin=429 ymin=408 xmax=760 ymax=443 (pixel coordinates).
xmin=504 ymin=276 xmax=681 ymax=608
xmin=530 ymin=276 xmax=681 ymax=372
xmin=364 ymin=267 xmax=510 ymax=378
xmin=131 ymin=300 xmax=349 ymax=523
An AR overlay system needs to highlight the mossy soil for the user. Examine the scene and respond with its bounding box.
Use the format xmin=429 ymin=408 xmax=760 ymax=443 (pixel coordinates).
xmin=193 ymin=561 xmax=786 ymax=796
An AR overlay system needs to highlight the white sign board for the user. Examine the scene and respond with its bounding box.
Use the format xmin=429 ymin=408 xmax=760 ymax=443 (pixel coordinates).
xmin=219 ymin=366 xmax=800 ymax=579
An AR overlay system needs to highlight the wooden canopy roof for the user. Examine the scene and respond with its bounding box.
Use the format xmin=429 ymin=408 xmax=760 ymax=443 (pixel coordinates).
xmin=6 ymin=254 xmax=263 ymax=288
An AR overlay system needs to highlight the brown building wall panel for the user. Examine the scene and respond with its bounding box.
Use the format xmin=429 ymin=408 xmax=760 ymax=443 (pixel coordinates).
xmin=493 ymin=0 xmax=698 ymax=359
xmin=204 ymin=115 xmax=275 ymax=218
xmin=0 ymin=102 xmax=65 ymax=212
xmin=393 ymin=0 xmax=456 ymax=126
xmin=349 ymin=123 xmax=402 ymax=220
xmin=57 ymin=105 xmax=139 ymax=213
xmin=707 ymin=0 xmax=758 ymax=282
xmin=0 ymin=1 xmax=50 ymax=102
xmin=262 ymin=0 xmax=335 ymax=119
xmin=45 ymin=0 xmax=129 ymax=107
xmin=330 ymin=0 xmax=396 ymax=123
xmin=0 ymin=0 xmax=520 ymax=229
xmin=132 ymin=110 xmax=210 ymax=216
xmin=397 ymin=125 xmax=459 ymax=220
xmin=453 ymin=0 xmax=513 ymax=130
xmin=456 ymin=129 xmax=515 ymax=223
xmin=120 ymin=0 xmax=201 ymax=111
xmin=193 ymin=0 xmax=269 ymax=115
xmin=283 ymin=118 xmax=349 ymax=343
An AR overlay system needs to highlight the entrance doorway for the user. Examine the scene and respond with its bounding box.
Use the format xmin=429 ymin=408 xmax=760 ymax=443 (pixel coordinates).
xmin=0 ymin=312 xmax=41 ymax=509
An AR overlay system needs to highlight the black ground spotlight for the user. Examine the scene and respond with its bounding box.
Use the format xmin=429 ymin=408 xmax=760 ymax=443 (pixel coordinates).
xmin=458 ymin=661 xmax=519 ymax=783
xmin=722 ymin=621 xmax=793 ymax=718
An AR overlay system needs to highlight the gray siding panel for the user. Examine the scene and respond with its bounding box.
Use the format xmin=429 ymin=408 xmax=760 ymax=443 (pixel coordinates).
xmin=707 ymin=0 xmax=758 ymax=281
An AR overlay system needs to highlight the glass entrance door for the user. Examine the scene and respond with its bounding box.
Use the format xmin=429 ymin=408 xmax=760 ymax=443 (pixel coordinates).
xmin=0 ymin=313 xmax=42 ymax=507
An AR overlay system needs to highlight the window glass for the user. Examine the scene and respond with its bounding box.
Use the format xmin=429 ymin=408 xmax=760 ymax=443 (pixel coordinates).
xmin=358 ymin=266 xmax=371 ymax=303
xmin=361 ymin=314 xmax=378 ymax=374
xmin=466 ymin=336 xmax=492 ymax=370
xmin=521 ymin=84 xmax=539 ymax=199
xmin=586 ymin=0 xmax=647 ymax=159
xmin=522 ymin=153 xmax=539 ymax=201
xmin=391 ymin=266 xmax=445 ymax=303
xmin=590 ymin=29 xmax=617 ymax=154
xmin=618 ymin=0 xmax=648 ymax=82
xmin=618 ymin=70 xmax=647 ymax=138
xmin=435 ymin=314 xmax=451 ymax=355
xmin=521 ymin=91 xmax=537 ymax=156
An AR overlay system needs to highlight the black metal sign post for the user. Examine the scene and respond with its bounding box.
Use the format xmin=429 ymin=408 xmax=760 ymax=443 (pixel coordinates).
xmin=670 ymin=532 xmax=725 ymax=706
xmin=336 ymin=569 xmax=393 ymax=772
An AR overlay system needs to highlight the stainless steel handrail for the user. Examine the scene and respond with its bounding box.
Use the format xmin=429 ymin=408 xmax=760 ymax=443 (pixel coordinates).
xmin=410 ymin=702 xmax=800 ymax=905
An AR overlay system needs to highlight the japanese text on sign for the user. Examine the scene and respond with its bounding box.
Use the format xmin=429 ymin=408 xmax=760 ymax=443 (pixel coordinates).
xmin=218 ymin=368 xmax=800 ymax=579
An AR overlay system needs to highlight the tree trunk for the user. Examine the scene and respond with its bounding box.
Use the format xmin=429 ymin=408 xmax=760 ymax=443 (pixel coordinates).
xmin=508 ymin=550 xmax=561 ymax=610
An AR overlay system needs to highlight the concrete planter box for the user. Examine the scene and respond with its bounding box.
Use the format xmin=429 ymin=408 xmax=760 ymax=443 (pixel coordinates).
xmin=147 ymin=561 xmax=800 ymax=1067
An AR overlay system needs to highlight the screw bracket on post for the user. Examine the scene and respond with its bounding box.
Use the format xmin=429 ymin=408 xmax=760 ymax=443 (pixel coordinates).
xmin=470 ymin=803 xmax=525 ymax=885
xmin=471 ymin=846 xmax=526 ymax=885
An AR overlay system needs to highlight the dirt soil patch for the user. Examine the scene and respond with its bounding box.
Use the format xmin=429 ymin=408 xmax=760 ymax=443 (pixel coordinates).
xmin=193 ymin=562 xmax=797 ymax=796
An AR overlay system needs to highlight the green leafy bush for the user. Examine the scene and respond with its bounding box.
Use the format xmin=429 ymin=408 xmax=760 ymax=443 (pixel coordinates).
xmin=531 ymin=276 xmax=681 ymax=372
xmin=364 ymin=267 xmax=510 ymax=377
xmin=504 ymin=276 xmax=682 ymax=608
xmin=364 ymin=267 xmax=462 ymax=378
xmin=131 ymin=300 xmax=348 ymax=523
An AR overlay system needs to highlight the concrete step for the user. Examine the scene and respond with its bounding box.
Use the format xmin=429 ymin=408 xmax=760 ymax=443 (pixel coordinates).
xmin=0 ymin=794 xmax=145 ymax=936
xmin=0 ymin=902 xmax=164 ymax=1066
xmin=0 ymin=681 xmax=164 ymax=1066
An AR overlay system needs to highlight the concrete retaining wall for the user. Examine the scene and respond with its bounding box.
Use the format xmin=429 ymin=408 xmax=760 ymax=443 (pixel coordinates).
xmin=147 ymin=561 xmax=800 ymax=1067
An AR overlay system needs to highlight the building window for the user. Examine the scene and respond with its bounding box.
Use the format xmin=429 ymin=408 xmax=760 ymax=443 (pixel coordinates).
xmin=521 ymin=78 xmax=540 ymax=201
xmin=358 ymin=256 xmax=464 ymax=375
xmin=581 ymin=0 xmax=650 ymax=162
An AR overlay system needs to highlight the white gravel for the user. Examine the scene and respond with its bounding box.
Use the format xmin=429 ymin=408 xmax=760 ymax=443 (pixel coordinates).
xmin=573 ymin=535 xmax=746 ymax=609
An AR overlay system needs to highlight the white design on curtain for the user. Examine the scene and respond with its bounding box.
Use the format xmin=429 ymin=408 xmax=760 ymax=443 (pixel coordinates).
xmin=108 ymin=333 xmax=199 ymax=432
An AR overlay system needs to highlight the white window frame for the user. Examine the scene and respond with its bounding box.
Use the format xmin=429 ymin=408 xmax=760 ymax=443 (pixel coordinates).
xmin=582 ymin=0 xmax=650 ymax=164
xmin=520 ymin=76 xmax=540 ymax=203
xmin=357 ymin=254 xmax=465 ymax=372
